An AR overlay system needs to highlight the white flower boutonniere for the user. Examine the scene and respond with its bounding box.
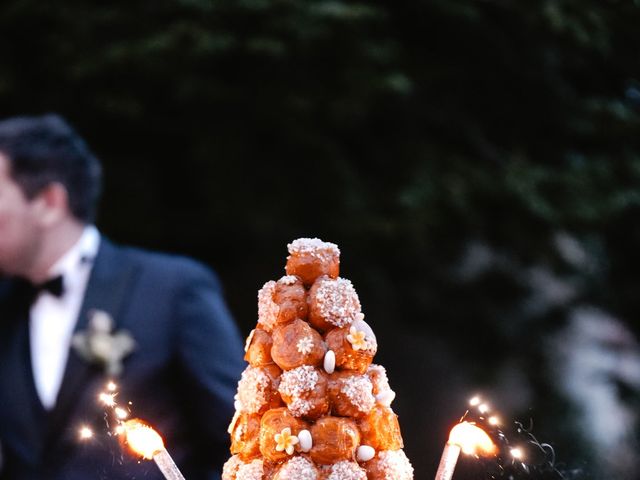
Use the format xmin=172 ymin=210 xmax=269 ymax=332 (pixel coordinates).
xmin=71 ymin=310 xmax=136 ymax=376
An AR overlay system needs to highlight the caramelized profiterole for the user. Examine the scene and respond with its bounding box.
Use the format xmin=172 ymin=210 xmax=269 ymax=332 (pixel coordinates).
xmin=223 ymin=238 xmax=414 ymax=480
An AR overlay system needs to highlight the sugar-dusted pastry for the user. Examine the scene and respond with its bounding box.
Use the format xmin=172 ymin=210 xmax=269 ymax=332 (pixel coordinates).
xmin=258 ymin=275 xmax=308 ymax=333
xmin=222 ymin=454 xmax=244 ymax=480
xmin=319 ymin=460 xmax=367 ymax=480
xmin=285 ymin=238 xmax=340 ymax=287
xmin=309 ymin=416 xmax=360 ymax=464
xmin=235 ymin=458 xmax=265 ymax=480
xmin=357 ymin=405 xmax=403 ymax=451
xmin=244 ymin=328 xmax=274 ymax=367
xmin=363 ymin=450 xmax=414 ymax=480
xmin=327 ymin=371 xmax=375 ymax=418
xmin=274 ymin=274 xmax=308 ymax=322
xmin=222 ymin=456 xmax=276 ymax=480
xmin=273 ymin=455 xmax=319 ymax=480
xmin=308 ymin=277 xmax=362 ymax=332
xmin=257 ymin=280 xmax=279 ymax=332
xmin=271 ymin=319 xmax=326 ymax=371
xmin=259 ymin=407 xmax=309 ymax=462
xmin=278 ymin=365 xmax=330 ymax=420
xmin=324 ymin=318 xmax=377 ymax=374
xmin=229 ymin=412 xmax=262 ymax=460
xmin=367 ymin=364 xmax=396 ymax=407
xmin=236 ymin=364 xmax=283 ymax=415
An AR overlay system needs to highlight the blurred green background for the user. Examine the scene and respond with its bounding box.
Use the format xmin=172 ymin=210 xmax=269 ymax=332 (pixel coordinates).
xmin=1 ymin=1 xmax=639 ymax=478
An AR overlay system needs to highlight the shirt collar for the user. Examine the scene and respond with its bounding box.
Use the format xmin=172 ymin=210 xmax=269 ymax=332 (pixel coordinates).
xmin=47 ymin=225 xmax=101 ymax=279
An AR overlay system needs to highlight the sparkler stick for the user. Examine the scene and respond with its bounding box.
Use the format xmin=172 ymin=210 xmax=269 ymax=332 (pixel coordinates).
xmin=435 ymin=442 xmax=461 ymax=480
xmin=123 ymin=419 xmax=186 ymax=480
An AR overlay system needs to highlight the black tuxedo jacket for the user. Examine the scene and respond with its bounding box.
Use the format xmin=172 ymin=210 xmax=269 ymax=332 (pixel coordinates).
xmin=0 ymin=239 xmax=245 ymax=480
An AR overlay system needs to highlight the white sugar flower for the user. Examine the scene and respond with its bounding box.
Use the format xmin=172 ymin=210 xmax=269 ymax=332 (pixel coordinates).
xmin=296 ymin=336 xmax=314 ymax=355
xmin=346 ymin=326 xmax=369 ymax=351
xmin=274 ymin=427 xmax=299 ymax=455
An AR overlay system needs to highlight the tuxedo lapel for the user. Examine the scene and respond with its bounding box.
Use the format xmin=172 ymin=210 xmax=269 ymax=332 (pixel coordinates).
xmin=46 ymin=239 xmax=138 ymax=445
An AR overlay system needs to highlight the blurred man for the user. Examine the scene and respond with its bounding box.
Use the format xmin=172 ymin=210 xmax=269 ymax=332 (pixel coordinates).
xmin=0 ymin=114 xmax=245 ymax=480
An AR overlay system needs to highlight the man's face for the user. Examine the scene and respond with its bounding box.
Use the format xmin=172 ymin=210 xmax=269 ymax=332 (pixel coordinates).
xmin=0 ymin=153 xmax=43 ymax=276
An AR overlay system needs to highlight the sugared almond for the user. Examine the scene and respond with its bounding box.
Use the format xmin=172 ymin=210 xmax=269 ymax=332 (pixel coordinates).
xmin=357 ymin=445 xmax=376 ymax=462
xmin=324 ymin=350 xmax=336 ymax=374
xmin=298 ymin=429 xmax=313 ymax=452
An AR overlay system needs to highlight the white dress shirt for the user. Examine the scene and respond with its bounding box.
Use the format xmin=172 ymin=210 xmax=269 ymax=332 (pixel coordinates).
xmin=29 ymin=225 xmax=101 ymax=410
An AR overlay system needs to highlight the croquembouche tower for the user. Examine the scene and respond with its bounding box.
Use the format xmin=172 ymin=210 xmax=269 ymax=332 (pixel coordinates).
xmin=222 ymin=238 xmax=414 ymax=480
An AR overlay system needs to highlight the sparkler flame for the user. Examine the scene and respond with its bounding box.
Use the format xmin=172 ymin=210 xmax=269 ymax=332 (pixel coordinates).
xmin=511 ymin=447 xmax=524 ymax=460
xmin=78 ymin=426 xmax=93 ymax=440
xmin=115 ymin=407 xmax=129 ymax=419
xmin=448 ymin=421 xmax=497 ymax=456
xmin=99 ymin=392 xmax=117 ymax=407
xmin=122 ymin=419 xmax=165 ymax=459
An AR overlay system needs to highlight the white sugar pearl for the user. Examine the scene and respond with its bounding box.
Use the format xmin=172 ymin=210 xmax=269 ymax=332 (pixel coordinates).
xmin=357 ymin=445 xmax=375 ymax=462
xmin=376 ymin=390 xmax=396 ymax=407
xmin=298 ymin=429 xmax=312 ymax=452
xmin=324 ymin=350 xmax=336 ymax=374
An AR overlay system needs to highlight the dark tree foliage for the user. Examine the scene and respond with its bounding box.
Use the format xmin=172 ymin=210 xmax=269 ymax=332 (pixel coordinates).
xmin=1 ymin=1 xmax=639 ymax=478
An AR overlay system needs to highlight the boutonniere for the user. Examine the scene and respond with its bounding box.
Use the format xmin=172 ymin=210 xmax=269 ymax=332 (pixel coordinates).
xmin=71 ymin=309 xmax=136 ymax=376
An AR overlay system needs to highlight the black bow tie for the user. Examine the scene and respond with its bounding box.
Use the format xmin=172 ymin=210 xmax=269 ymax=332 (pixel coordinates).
xmin=29 ymin=275 xmax=65 ymax=299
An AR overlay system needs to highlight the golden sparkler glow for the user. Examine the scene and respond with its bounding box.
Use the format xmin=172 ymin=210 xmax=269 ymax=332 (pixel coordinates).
xmin=99 ymin=392 xmax=117 ymax=407
xmin=122 ymin=419 xmax=165 ymax=459
xmin=478 ymin=403 xmax=490 ymax=414
xmin=448 ymin=422 xmax=497 ymax=456
xmin=115 ymin=407 xmax=129 ymax=419
xmin=469 ymin=396 xmax=481 ymax=406
xmin=106 ymin=381 xmax=117 ymax=392
xmin=511 ymin=447 xmax=524 ymax=460
xmin=79 ymin=426 xmax=94 ymax=440
xmin=488 ymin=416 xmax=500 ymax=425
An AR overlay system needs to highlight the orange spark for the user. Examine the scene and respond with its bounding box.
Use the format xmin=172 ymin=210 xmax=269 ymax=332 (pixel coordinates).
xmin=511 ymin=447 xmax=524 ymax=460
xmin=79 ymin=426 xmax=93 ymax=440
xmin=448 ymin=421 xmax=497 ymax=456
xmin=99 ymin=392 xmax=117 ymax=407
xmin=122 ymin=419 xmax=165 ymax=459
xmin=436 ymin=420 xmax=498 ymax=480
xmin=115 ymin=407 xmax=129 ymax=419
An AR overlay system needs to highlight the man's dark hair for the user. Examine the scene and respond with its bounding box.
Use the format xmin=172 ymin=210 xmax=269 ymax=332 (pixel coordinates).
xmin=0 ymin=113 xmax=102 ymax=223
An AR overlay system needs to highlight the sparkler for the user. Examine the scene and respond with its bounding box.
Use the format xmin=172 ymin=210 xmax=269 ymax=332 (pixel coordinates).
xmin=435 ymin=421 xmax=496 ymax=480
xmin=122 ymin=419 xmax=186 ymax=480
xmin=436 ymin=395 xmax=567 ymax=479
xmin=78 ymin=425 xmax=94 ymax=440
xmin=97 ymin=381 xmax=130 ymax=428
xmin=86 ymin=381 xmax=186 ymax=480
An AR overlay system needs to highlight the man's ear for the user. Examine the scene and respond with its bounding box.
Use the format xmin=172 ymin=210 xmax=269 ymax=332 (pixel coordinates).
xmin=32 ymin=182 xmax=71 ymax=226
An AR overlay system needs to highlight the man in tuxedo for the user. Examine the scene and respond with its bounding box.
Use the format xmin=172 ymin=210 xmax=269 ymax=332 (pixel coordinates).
xmin=0 ymin=114 xmax=245 ymax=479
